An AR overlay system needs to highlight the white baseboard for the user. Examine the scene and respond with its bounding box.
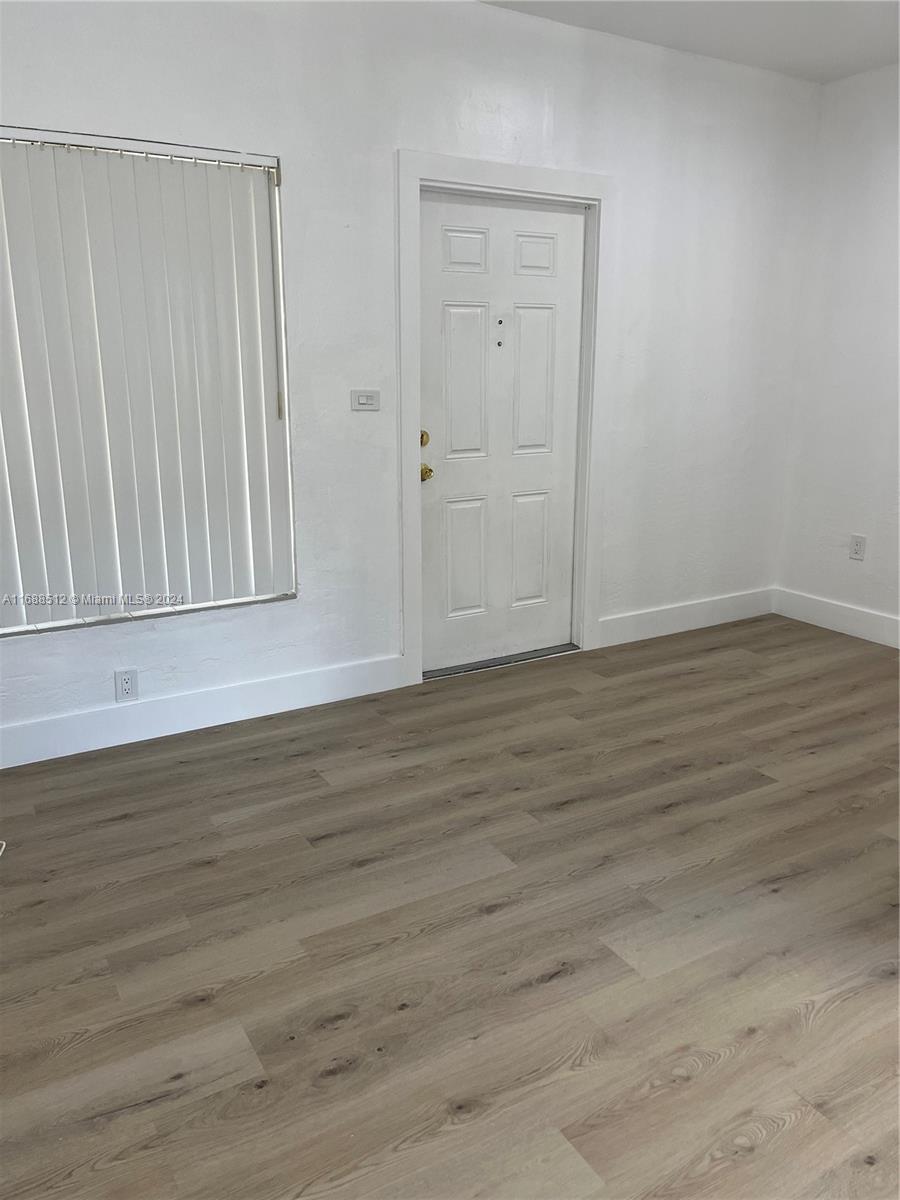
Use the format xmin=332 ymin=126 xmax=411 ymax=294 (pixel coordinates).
xmin=593 ymin=588 xmax=774 ymax=649
xmin=1 ymin=653 xmax=413 ymax=769
xmin=4 ymin=586 xmax=896 ymax=769
xmin=772 ymin=587 xmax=900 ymax=649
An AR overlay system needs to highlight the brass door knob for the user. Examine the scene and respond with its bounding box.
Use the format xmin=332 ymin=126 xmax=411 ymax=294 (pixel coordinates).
xmin=420 ymin=463 xmax=434 ymax=482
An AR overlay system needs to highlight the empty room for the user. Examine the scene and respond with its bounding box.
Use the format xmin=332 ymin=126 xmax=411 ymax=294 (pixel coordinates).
xmin=0 ymin=1 xmax=898 ymax=1197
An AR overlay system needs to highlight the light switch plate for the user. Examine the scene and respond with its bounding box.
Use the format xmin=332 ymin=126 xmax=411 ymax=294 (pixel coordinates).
xmin=351 ymin=389 xmax=381 ymax=412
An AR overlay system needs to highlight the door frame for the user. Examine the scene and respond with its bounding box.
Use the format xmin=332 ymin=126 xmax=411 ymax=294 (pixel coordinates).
xmin=396 ymin=150 xmax=616 ymax=682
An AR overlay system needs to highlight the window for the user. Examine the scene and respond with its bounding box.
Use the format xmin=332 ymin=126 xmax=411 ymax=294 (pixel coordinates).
xmin=0 ymin=129 xmax=294 ymax=633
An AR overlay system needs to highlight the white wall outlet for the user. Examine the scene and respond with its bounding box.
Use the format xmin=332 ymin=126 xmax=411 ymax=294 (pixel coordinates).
xmin=115 ymin=669 xmax=139 ymax=703
xmin=849 ymin=534 xmax=867 ymax=562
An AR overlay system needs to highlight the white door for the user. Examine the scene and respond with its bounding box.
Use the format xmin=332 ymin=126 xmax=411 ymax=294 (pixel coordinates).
xmin=420 ymin=190 xmax=585 ymax=672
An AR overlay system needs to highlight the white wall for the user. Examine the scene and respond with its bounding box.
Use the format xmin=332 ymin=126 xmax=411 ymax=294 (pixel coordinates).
xmin=777 ymin=65 xmax=899 ymax=634
xmin=0 ymin=1 xmax=828 ymax=764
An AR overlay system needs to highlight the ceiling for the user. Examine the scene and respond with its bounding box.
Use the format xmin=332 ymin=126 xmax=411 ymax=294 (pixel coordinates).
xmin=485 ymin=1 xmax=899 ymax=83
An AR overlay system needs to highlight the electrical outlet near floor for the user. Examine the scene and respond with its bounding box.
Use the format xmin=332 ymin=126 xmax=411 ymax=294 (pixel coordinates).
xmin=849 ymin=534 xmax=867 ymax=562
xmin=114 ymin=669 xmax=139 ymax=703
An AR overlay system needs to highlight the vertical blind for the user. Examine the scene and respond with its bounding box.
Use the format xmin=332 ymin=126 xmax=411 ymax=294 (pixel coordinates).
xmin=0 ymin=135 xmax=293 ymax=633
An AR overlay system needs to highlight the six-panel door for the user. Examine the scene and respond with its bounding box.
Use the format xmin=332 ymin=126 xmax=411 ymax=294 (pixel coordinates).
xmin=420 ymin=191 xmax=585 ymax=672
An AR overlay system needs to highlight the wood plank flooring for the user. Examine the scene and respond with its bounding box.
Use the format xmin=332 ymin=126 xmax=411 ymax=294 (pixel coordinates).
xmin=1 ymin=614 xmax=897 ymax=1200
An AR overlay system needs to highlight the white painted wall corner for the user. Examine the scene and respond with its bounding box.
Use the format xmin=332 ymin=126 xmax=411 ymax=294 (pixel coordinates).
xmin=593 ymin=585 xmax=899 ymax=650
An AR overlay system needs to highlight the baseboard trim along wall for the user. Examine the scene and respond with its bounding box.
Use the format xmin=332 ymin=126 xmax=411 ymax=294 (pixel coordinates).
xmin=1 ymin=654 xmax=413 ymax=770
xmin=3 ymin=587 xmax=897 ymax=768
xmin=593 ymin=588 xmax=774 ymax=649
xmin=771 ymin=587 xmax=900 ymax=649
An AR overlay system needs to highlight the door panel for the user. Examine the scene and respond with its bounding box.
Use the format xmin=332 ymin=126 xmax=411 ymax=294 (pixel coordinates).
xmin=511 ymin=491 xmax=550 ymax=607
xmin=514 ymin=231 xmax=557 ymax=275
xmin=444 ymin=496 xmax=487 ymax=617
xmin=421 ymin=190 xmax=584 ymax=672
xmin=443 ymin=303 xmax=488 ymax=456
xmin=513 ymin=304 xmax=556 ymax=453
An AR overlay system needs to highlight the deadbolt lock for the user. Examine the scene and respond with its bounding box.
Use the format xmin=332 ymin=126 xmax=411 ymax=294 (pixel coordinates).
xmin=420 ymin=429 xmax=430 ymax=447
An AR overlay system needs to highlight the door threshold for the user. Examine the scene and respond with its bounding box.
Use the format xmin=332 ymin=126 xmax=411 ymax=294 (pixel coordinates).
xmin=423 ymin=642 xmax=580 ymax=681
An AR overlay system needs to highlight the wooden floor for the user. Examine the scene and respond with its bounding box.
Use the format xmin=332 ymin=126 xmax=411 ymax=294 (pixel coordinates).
xmin=1 ymin=615 xmax=898 ymax=1200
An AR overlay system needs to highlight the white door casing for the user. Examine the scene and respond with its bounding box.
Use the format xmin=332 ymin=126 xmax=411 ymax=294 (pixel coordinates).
xmin=420 ymin=190 xmax=585 ymax=671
